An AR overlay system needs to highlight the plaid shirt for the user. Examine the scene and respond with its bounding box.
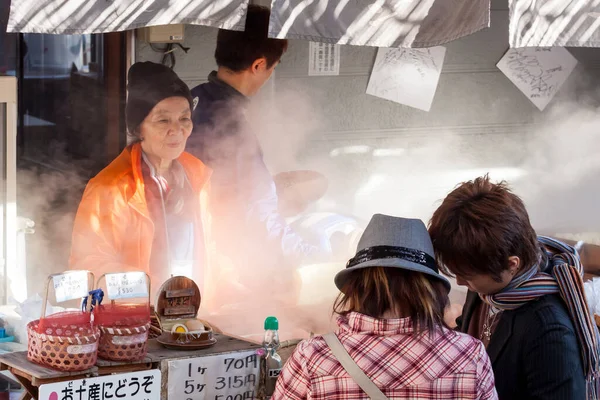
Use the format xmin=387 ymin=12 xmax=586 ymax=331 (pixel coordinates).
xmin=273 ymin=312 xmax=497 ymax=400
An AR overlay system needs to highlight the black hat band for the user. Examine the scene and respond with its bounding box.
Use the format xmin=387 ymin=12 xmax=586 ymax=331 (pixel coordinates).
xmin=346 ymin=245 xmax=437 ymax=272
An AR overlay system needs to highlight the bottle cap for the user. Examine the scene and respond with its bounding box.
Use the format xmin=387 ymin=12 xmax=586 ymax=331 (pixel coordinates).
xmin=264 ymin=316 xmax=279 ymax=330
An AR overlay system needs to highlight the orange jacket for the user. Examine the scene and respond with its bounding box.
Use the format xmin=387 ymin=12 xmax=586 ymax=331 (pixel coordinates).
xmin=69 ymin=143 xmax=212 ymax=300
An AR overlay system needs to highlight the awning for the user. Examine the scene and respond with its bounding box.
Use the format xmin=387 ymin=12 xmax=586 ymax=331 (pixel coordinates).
xmin=509 ymin=0 xmax=600 ymax=47
xmin=8 ymin=0 xmax=600 ymax=49
xmin=7 ymin=0 xmax=490 ymax=48
xmin=267 ymin=0 xmax=491 ymax=48
xmin=6 ymin=0 xmax=249 ymax=34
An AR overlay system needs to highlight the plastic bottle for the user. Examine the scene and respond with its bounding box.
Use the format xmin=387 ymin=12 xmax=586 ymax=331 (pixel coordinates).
xmin=262 ymin=316 xmax=282 ymax=396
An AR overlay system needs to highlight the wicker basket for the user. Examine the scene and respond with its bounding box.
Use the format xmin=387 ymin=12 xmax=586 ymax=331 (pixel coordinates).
xmin=98 ymin=323 xmax=150 ymax=361
xmin=26 ymin=271 xmax=98 ymax=372
xmin=27 ymin=319 xmax=99 ymax=372
xmin=96 ymin=273 xmax=152 ymax=362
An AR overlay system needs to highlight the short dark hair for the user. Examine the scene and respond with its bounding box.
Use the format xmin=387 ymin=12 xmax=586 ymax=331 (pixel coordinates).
xmin=333 ymin=267 xmax=449 ymax=336
xmin=428 ymin=175 xmax=540 ymax=281
xmin=215 ymin=5 xmax=288 ymax=71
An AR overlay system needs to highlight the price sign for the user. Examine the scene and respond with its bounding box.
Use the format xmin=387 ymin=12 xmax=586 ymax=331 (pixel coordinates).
xmin=52 ymin=271 xmax=89 ymax=303
xmin=40 ymin=369 xmax=161 ymax=400
xmin=106 ymin=272 xmax=148 ymax=300
xmin=168 ymin=350 xmax=260 ymax=400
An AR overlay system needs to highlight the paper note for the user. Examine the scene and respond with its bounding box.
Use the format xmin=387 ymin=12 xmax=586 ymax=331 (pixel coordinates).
xmin=40 ymin=370 xmax=161 ymax=400
xmin=106 ymin=272 xmax=148 ymax=300
xmin=309 ymin=42 xmax=340 ymax=76
xmin=497 ymin=47 xmax=578 ymax=111
xmin=366 ymin=47 xmax=446 ymax=112
xmin=52 ymin=271 xmax=89 ymax=303
xmin=168 ymin=350 xmax=260 ymax=399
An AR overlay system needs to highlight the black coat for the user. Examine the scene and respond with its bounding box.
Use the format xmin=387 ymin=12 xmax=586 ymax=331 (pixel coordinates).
xmin=459 ymin=292 xmax=586 ymax=400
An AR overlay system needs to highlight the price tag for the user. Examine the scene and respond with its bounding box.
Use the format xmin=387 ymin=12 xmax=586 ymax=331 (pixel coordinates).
xmin=106 ymin=272 xmax=148 ymax=300
xmin=167 ymin=350 xmax=260 ymax=399
xmin=53 ymin=271 xmax=89 ymax=303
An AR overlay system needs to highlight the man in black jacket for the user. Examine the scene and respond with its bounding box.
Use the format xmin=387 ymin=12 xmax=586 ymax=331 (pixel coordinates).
xmin=429 ymin=175 xmax=594 ymax=400
xmin=188 ymin=5 xmax=328 ymax=308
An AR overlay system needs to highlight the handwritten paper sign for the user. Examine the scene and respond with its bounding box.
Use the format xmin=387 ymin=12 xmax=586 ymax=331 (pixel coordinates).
xmin=40 ymin=369 xmax=161 ymax=400
xmin=309 ymin=42 xmax=340 ymax=76
xmin=168 ymin=350 xmax=260 ymax=399
xmin=366 ymin=47 xmax=446 ymax=112
xmin=106 ymin=272 xmax=148 ymax=300
xmin=497 ymin=47 xmax=578 ymax=111
xmin=52 ymin=271 xmax=89 ymax=303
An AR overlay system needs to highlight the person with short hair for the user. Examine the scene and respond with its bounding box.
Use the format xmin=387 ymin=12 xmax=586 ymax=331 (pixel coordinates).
xmin=429 ymin=175 xmax=598 ymax=400
xmin=188 ymin=5 xmax=327 ymax=308
xmin=273 ymin=214 xmax=497 ymax=400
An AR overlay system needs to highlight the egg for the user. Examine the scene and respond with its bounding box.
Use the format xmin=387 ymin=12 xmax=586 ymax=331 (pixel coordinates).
xmin=185 ymin=319 xmax=205 ymax=332
xmin=171 ymin=323 xmax=188 ymax=334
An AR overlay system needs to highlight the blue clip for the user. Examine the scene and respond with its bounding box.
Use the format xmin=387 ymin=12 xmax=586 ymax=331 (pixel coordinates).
xmin=82 ymin=289 xmax=104 ymax=312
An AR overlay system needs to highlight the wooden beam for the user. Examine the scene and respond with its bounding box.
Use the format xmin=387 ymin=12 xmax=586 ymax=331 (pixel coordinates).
xmin=104 ymin=32 xmax=126 ymax=162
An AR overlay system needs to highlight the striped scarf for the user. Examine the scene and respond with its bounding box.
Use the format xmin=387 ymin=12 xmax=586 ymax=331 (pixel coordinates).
xmin=481 ymin=236 xmax=600 ymax=400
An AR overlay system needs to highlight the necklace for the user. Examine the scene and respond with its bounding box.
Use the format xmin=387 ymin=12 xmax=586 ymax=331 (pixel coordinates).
xmin=481 ymin=306 xmax=501 ymax=341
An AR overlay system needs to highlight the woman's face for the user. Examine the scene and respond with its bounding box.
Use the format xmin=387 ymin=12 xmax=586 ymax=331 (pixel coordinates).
xmin=139 ymin=96 xmax=192 ymax=162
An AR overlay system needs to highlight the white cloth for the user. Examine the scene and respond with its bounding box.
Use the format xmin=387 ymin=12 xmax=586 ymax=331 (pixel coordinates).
xmin=268 ymin=0 xmax=490 ymax=48
xmin=7 ymin=0 xmax=249 ymax=34
xmin=509 ymin=0 xmax=600 ymax=47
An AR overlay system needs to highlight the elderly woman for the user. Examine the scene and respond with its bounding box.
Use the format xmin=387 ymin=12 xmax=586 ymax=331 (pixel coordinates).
xmin=69 ymin=62 xmax=211 ymax=299
xmin=273 ymin=214 xmax=497 ymax=400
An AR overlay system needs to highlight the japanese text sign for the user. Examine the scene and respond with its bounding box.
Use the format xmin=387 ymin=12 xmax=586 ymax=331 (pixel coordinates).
xmin=53 ymin=271 xmax=89 ymax=303
xmin=39 ymin=369 xmax=161 ymax=400
xmin=168 ymin=350 xmax=260 ymax=400
xmin=105 ymin=272 xmax=148 ymax=300
xmin=496 ymin=47 xmax=577 ymax=111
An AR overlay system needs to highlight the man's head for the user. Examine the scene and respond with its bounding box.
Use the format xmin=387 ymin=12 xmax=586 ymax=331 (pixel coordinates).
xmin=428 ymin=175 xmax=540 ymax=295
xmin=215 ymin=5 xmax=288 ymax=96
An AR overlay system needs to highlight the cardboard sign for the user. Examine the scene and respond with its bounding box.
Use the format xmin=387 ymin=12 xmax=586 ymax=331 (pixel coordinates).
xmin=40 ymin=370 xmax=161 ymax=400
xmin=52 ymin=271 xmax=89 ymax=303
xmin=106 ymin=272 xmax=148 ymax=300
xmin=167 ymin=350 xmax=260 ymax=399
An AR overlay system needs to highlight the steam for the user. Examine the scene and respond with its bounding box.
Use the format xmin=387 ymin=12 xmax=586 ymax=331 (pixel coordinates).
xmin=514 ymin=101 xmax=600 ymax=236
xmin=200 ymin=67 xmax=600 ymax=341
xmin=14 ymin=165 xmax=86 ymax=304
xmin=10 ymin=58 xmax=600 ymax=343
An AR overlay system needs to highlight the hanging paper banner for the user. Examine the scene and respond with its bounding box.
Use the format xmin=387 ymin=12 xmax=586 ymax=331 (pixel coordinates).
xmin=366 ymin=47 xmax=446 ymax=112
xmin=268 ymin=0 xmax=490 ymax=48
xmin=497 ymin=47 xmax=577 ymax=111
xmin=509 ymin=0 xmax=600 ymax=48
xmin=7 ymin=0 xmax=249 ymax=34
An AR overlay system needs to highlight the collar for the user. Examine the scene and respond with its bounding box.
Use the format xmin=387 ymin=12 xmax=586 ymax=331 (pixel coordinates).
xmin=207 ymin=71 xmax=249 ymax=103
xmin=337 ymin=312 xmax=414 ymax=336
xmin=128 ymin=143 xmax=211 ymax=219
xmin=141 ymin=151 xmax=186 ymax=191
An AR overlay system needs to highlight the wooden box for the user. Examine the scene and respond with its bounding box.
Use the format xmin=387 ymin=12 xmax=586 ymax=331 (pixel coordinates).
xmin=155 ymin=276 xmax=216 ymax=350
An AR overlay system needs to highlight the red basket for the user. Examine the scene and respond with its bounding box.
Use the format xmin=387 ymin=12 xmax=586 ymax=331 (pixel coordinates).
xmin=26 ymin=271 xmax=98 ymax=372
xmin=27 ymin=319 xmax=99 ymax=372
xmin=97 ymin=322 xmax=150 ymax=361
xmin=95 ymin=273 xmax=151 ymax=362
